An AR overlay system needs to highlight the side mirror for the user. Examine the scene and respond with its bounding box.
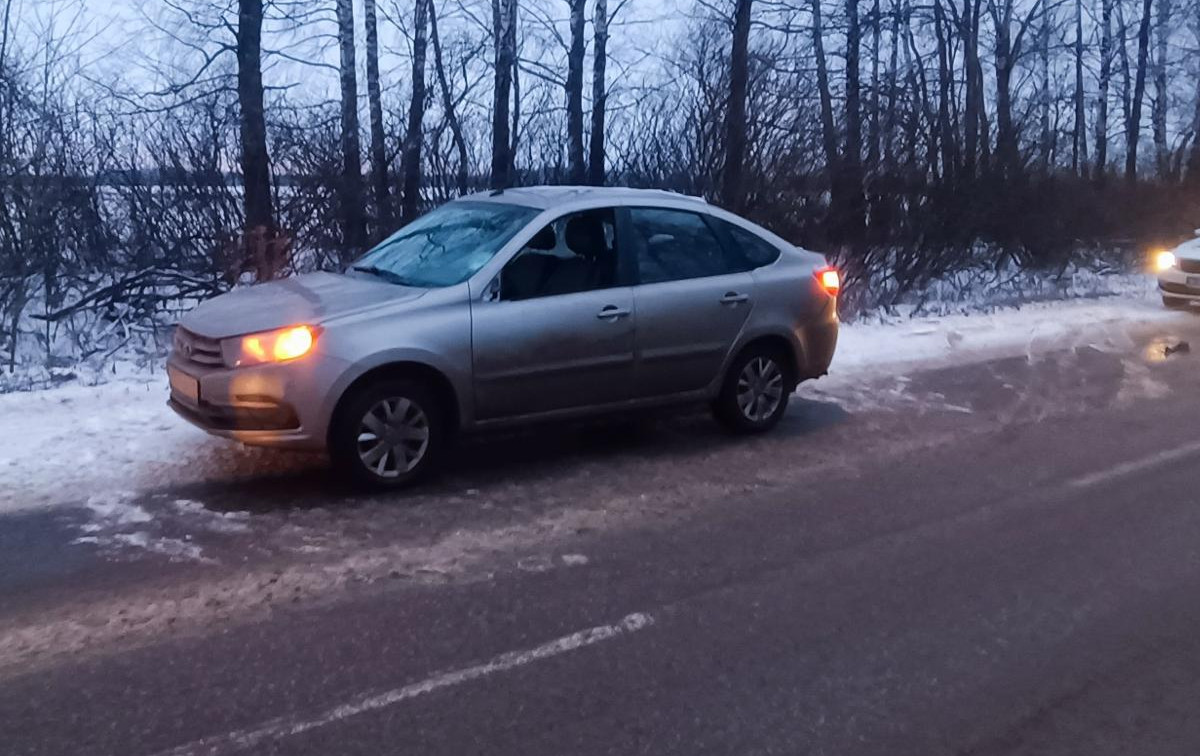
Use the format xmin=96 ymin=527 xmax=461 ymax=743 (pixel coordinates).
xmin=527 ymin=226 xmax=556 ymax=251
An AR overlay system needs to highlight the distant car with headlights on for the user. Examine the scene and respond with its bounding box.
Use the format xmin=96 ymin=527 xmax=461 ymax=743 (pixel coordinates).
xmin=1155 ymin=230 xmax=1200 ymax=309
xmin=167 ymin=186 xmax=840 ymax=489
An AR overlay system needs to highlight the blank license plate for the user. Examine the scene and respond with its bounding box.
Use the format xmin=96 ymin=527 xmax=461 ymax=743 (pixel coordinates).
xmin=1188 ymin=276 xmax=1200 ymax=288
xmin=168 ymin=367 xmax=199 ymax=403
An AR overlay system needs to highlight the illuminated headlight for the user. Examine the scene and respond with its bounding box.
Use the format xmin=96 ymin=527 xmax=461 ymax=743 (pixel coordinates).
xmin=221 ymin=325 xmax=319 ymax=368
xmin=1154 ymin=250 xmax=1177 ymax=272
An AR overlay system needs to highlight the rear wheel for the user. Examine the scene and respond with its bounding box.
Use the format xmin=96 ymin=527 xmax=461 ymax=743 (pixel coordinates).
xmin=713 ymin=345 xmax=793 ymax=433
xmin=329 ymin=379 xmax=446 ymax=490
xmin=1163 ymin=295 xmax=1192 ymax=311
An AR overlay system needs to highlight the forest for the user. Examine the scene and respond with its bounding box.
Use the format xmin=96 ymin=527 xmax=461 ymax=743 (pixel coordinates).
xmin=2 ymin=0 xmax=1199 ymax=378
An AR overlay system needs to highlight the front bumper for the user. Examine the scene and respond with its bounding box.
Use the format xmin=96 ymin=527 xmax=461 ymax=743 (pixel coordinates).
xmin=1158 ymin=267 xmax=1200 ymax=301
xmin=165 ymin=351 xmax=340 ymax=450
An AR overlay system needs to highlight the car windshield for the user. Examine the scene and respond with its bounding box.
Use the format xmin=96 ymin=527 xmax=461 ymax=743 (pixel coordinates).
xmin=350 ymin=201 xmax=538 ymax=288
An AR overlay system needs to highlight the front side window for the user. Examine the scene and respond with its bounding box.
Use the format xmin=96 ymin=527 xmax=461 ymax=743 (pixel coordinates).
xmin=500 ymin=208 xmax=619 ymax=301
xmin=627 ymin=208 xmax=739 ymax=284
xmin=351 ymin=201 xmax=538 ymax=288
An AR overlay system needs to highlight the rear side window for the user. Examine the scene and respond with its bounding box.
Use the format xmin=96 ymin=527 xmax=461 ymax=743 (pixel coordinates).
xmin=721 ymin=222 xmax=782 ymax=268
xmin=627 ymin=208 xmax=741 ymax=284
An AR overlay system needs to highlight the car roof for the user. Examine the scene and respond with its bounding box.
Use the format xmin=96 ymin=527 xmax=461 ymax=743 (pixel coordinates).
xmin=458 ymin=185 xmax=708 ymax=211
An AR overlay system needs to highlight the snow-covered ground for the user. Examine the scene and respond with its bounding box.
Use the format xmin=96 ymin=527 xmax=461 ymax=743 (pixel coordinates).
xmin=0 ymin=285 xmax=1187 ymax=516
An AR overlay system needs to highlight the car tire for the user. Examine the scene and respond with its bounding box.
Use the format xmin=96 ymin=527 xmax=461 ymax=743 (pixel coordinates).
xmin=1163 ymin=295 xmax=1192 ymax=311
xmin=329 ymin=378 xmax=447 ymax=490
xmin=713 ymin=345 xmax=793 ymax=434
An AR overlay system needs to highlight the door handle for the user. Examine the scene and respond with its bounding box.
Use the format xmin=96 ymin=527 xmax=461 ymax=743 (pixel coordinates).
xmin=720 ymin=292 xmax=750 ymax=304
xmin=596 ymin=305 xmax=632 ymax=320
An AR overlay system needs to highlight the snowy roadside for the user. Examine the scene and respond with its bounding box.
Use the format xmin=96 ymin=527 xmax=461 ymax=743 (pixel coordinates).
xmin=0 ymin=286 xmax=1187 ymax=516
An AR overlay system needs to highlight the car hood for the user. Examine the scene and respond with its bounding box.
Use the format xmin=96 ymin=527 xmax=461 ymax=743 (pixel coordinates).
xmin=1174 ymin=237 xmax=1200 ymax=260
xmin=180 ymin=272 xmax=425 ymax=339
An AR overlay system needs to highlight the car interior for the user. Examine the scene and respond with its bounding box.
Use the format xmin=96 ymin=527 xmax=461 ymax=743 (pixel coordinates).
xmin=501 ymin=209 xmax=618 ymax=300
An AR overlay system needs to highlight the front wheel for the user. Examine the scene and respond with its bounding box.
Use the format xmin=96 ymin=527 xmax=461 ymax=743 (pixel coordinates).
xmin=713 ymin=347 xmax=792 ymax=433
xmin=329 ymin=379 xmax=446 ymax=490
xmin=1163 ymin=295 xmax=1192 ymax=311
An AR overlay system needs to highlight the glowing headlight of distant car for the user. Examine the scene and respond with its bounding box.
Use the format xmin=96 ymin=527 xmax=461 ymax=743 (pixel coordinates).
xmin=1154 ymin=250 xmax=1177 ymax=272
xmin=221 ymin=325 xmax=318 ymax=368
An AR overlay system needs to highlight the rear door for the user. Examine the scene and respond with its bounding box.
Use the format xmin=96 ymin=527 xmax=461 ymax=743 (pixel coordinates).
xmin=623 ymin=206 xmax=756 ymax=397
xmin=471 ymin=207 xmax=637 ymax=420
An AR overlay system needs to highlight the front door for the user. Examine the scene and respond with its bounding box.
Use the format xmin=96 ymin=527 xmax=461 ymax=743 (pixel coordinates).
xmin=471 ymin=208 xmax=636 ymax=420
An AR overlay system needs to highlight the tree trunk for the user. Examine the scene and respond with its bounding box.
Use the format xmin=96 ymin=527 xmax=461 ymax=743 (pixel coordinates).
xmin=868 ymin=0 xmax=882 ymax=169
xmin=1187 ymin=3 xmax=1200 ymax=185
xmin=401 ymin=0 xmax=429 ymax=223
xmin=566 ymin=0 xmax=586 ymax=183
xmin=508 ymin=0 xmax=519 ymax=181
xmin=882 ymin=0 xmax=901 ymax=172
xmin=842 ymin=0 xmax=866 ymax=240
xmin=722 ymin=0 xmax=753 ymax=210
xmin=812 ymin=0 xmax=839 ymax=178
xmin=588 ymin=0 xmax=609 ymax=185
xmin=364 ymin=0 xmax=392 ymax=231
xmin=1072 ymin=0 xmax=1088 ymax=173
xmin=992 ymin=3 xmax=1017 ymax=181
xmin=490 ymin=0 xmax=516 ymax=189
xmin=1095 ymin=0 xmax=1113 ymax=182
xmin=1152 ymin=0 xmax=1171 ymax=177
xmin=335 ymin=0 xmax=366 ymax=255
xmin=236 ymin=0 xmax=273 ymax=233
xmin=933 ymin=0 xmax=957 ymax=184
xmin=961 ymin=0 xmax=984 ymax=181
xmin=429 ymin=0 xmax=469 ymax=195
xmin=1127 ymin=0 xmax=1153 ymax=182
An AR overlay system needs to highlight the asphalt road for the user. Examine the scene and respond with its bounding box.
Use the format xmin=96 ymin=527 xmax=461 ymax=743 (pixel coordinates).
xmin=4 ymin=318 xmax=1200 ymax=755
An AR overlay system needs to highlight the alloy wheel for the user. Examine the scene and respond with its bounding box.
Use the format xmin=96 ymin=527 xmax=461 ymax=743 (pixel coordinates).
xmin=356 ymin=397 xmax=431 ymax=478
xmin=736 ymin=356 xmax=784 ymax=423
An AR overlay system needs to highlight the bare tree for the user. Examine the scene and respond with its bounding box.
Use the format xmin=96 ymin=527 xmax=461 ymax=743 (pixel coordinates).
xmin=402 ymin=0 xmax=430 ymax=223
xmin=722 ymin=0 xmax=753 ymax=209
xmin=335 ymin=0 xmax=366 ymax=255
xmin=1095 ymin=0 xmax=1113 ymax=181
xmin=364 ymin=0 xmax=393 ymax=231
xmin=1188 ymin=4 xmax=1200 ymax=184
xmin=812 ymin=0 xmax=840 ymax=190
xmin=1127 ymin=0 xmax=1154 ymax=182
xmin=236 ymin=0 xmax=274 ymax=234
xmin=843 ymin=0 xmax=866 ymax=239
xmin=428 ymin=0 xmax=469 ymax=196
xmin=491 ymin=0 xmax=517 ymax=189
xmin=1072 ymin=0 xmax=1087 ymax=173
xmin=566 ymin=0 xmax=586 ymax=183
xmin=1152 ymin=0 xmax=1171 ymax=177
xmin=588 ymin=0 xmax=608 ymax=185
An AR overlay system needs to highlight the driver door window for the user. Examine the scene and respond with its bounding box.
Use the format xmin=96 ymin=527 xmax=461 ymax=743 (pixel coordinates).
xmin=500 ymin=208 xmax=619 ymax=301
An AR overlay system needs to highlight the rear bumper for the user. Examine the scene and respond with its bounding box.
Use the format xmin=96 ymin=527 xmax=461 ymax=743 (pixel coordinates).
xmin=798 ymin=298 xmax=839 ymax=379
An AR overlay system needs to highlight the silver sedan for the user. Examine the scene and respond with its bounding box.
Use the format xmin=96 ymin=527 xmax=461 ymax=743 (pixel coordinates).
xmin=167 ymin=186 xmax=840 ymax=488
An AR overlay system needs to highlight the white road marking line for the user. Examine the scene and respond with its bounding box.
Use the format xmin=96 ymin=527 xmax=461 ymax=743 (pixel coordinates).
xmin=1067 ymin=440 xmax=1200 ymax=489
xmin=150 ymin=611 xmax=654 ymax=756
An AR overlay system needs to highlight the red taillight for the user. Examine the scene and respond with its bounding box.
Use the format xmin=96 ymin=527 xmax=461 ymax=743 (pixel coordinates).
xmin=815 ymin=266 xmax=840 ymax=297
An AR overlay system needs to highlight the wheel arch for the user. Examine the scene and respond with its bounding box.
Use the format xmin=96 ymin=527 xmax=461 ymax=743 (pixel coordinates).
xmin=326 ymin=361 xmax=462 ymax=448
xmin=726 ymin=332 xmax=805 ymax=390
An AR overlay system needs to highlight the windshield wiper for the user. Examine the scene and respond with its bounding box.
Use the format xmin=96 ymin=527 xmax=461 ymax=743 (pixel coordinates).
xmin=350 ymin=265 xmax=420 ymax=287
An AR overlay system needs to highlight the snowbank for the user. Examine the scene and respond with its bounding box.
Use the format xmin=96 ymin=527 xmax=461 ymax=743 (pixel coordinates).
xmin=0 ymin=379 xmax=318 ymax=515
xmin=833 ymin=288 xmax=1180 ymax=375
xmin=0 ymin=284 xmax=1188 ymax=515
